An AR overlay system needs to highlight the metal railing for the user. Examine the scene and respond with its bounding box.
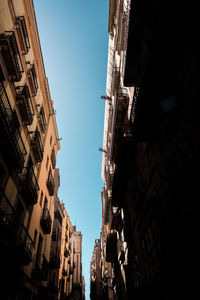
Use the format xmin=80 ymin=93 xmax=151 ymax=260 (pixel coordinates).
xmin=0 ymin=189 xmax=16 ymax=232
xmin=0 ymin=31 xmax=23 ymax=81
xmin=19 ymin=166 xmax=39 ymax=205
xmin=130 ymin=86 xmax=140 ymax=125
xmin=0 ymin=81 xmax=13 ymax=123
xmin=0 ymin=82 xmax=27 ymax=169
xmin=46 ymin=171 xmax=55 ymax=196
xmin=38 ymin=106 xmax=47 ymax=133
xmin=16 ymin=85 xmax=34 ymax=125
xmin=16 ymin=223 xmax=34 ymax=263
xmin=16 ymin=16 xmax=30 ymax=54
xmin=30 ymin=130 xmax=44 ymax=162
xmin=27 ymin=64 xmax=38 ymax=96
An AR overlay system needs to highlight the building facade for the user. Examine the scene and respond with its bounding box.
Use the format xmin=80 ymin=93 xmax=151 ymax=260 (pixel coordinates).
xmin=0 ymin=1 xmax=84 ymax=300
xmin=98 ymin=0 xmax=200 ymax=300
xmin=90 ymin=239 xmax=103 ymax=300
xmin=0 ymin=0 xmax=60 ymax=298
xmin=72 ymin=228 xmax=83 ymax=300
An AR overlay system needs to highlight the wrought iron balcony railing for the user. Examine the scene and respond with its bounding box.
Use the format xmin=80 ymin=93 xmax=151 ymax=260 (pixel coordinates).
xmin=0 ymin=82 xmax=27 ymax=170
xmin=16 ymin=85 xmax=34 ymax=125
xmin=46 ymin=171 xmax=54 ymax=196
xmin=15 ymin=223 xmax=34 ymax=265
xmin=32 ymin=254 xmax=49 ymax=281
xmin=0 ymin=31 xmax=23 ymax=81
xmin=109 ymin=88 xmax=130 ymax=163
xmin=0 ymin=189 xmax=16 ymax=242
xmin=16 ymin=16 xmax=30 ymax=54
xmin=120 ymin=9 xmax=130 ymax=52
xmin=40 ymin=208 xmax=52 ymax=234
xmin=30 ymin=130 xmax=44 ymax=163
xmin=27 ymin=64 xmax=38 ymax=96
xmin=0 ymin=196 xmax=33 ymax=265
xmin=38 ymin=106 xmax=47 ymax=133
xmin=19 ymin=166 xmax=39 ymax=205
xmin=51 ymin=148 xmax=56 ymax=169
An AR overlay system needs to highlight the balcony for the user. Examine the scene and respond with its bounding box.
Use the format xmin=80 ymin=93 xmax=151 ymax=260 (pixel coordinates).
xmin=110 ymin=88 xmax=130 ymax=163
xmin=0 ymin=82 xmax=27 ymax=170
xmin=40 ymin=208 xmax=52 ymax=234
xmin=32 ymin=254 xmax=49 ymax=281
xmin=117 ymin=88 xmax=129 ymax=102
xmin=111 ymin=207 xmax=123 ymax=232
xmin=117 ymin=239 xmax=125 ymax=263
xmin=19 ymin=166 xmax=39 ymax=205
xmin=116 ymin=9 xmax=130 ymax=53
xmin=30 ymin=130 xmax=44 ymax=163
xmin=46 ymin=171 xmax=54 ymax=196
xmin=105 ymin=164 xmax=115 ymax=189
xmin=51 ymin=148 xmax=56 ymax=169
xmin=16 ymin=85 xmax=34 ymax=125
xmin=0 ymin=31 xmax=23 ymax=81
xmin=106 ymin=231 xmax=117 ymax=262
xmin=0 ymin=189 xmax=16 ymax=242
xmin=16 ymin=16 xmax=30 ymax=54
xmin=27 ymin=64 xmax=38 ymax=96
xmin=130 ymin=85 xmax=164 ymax=141
xmin=14 ymin=224 xmax=34 ymax=265
xmin=38 ymin=106 xmax=47 ymax=133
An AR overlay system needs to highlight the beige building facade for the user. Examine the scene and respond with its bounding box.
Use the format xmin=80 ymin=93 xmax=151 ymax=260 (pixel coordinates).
xmin=0 ymin=0 xmax=60 ymax=298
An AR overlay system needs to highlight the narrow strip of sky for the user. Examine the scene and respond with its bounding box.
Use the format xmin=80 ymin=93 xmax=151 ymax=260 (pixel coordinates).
xmin=33 ymin=1 xmax=109 ymax=299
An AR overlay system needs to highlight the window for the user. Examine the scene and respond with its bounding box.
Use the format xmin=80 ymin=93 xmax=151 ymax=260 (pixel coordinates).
xmin=50 ymin=135 xmax=52 ymax=146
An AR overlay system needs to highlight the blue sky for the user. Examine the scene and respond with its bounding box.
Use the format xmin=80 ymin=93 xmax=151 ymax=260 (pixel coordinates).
xmin=33 ymin=1 xmax=109 ymax=299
